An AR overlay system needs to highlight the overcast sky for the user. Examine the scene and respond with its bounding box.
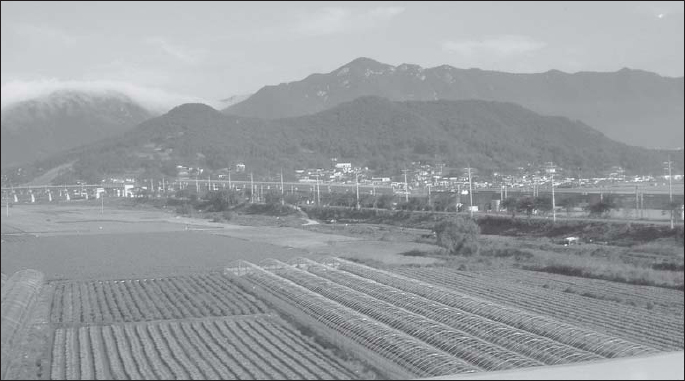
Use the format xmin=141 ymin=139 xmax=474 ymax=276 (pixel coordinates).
xmin=2 ymin=1 xmax=683 ymax=110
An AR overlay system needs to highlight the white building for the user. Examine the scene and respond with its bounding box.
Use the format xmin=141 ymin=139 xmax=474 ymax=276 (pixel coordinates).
xmin=335 ymin=163 xmax=352 ymax=173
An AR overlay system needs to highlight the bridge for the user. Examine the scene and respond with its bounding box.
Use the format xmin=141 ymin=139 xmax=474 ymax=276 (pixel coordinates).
xmin=2 ymin=179 xmax=682 ymax=216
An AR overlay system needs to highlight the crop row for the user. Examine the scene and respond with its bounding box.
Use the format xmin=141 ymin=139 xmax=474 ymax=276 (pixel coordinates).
xmin=290 ymin=257 xmax=603 ymax=366
xmin=49 ymin=316 xmax=356 ymax=380
xmin=50 ymin=274 xmax=267 ymax=324
xmin=319 ymin=258 xmax=658 ymax=359
xmin=474 ymin=268 xmax=684 ymax=314
xmin=239 ymin=261 xmax=478 ymax=378
xmin=1 ymin=270 xmax=44 ymax=378
xmin=265 ymin=259 xmax=543 ymax=372
xmin=1 ymin=273 xmax=7 ymax=299
xmin=395 ymin=267 xmax=683 ymax=350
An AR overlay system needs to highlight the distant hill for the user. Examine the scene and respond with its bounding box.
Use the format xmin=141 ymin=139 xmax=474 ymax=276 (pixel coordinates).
xmin=7 ymin=97 xmax=681 ymax=185
xmin=225 ymin=57 xmax=684 ymax=149
xmin=1 ymin=90 xmax=154 ymax=168
xmin=217 ymin=93 xmax=252 ymax=109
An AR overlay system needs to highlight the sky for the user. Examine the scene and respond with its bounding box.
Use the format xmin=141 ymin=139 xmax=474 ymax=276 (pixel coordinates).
xmin=1 ymin=1 xmax=683 ymax=111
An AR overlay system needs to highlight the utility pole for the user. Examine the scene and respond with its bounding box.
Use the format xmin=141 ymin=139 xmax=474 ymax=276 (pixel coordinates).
xmin=195 ymin=175 xmax=199 ymax=193
xmin=250 ymin=172 xmax=254 ymax=203
xmin=668 ymin=156 xmax=673 ymax=229
xmin=468 ymin=165 xmax=474 ymax=218
xmin=228 ymin=170 xmax=232 ymax=190
xmin=208 ymin=175 xmax=211 ymax=192
xmin=280 ymin=168 xmax=285 ymax=205
xmin=316 ymin=174 xmax=321 ymax=206
xmin=551 ymin=173 xmax=556 ymax=223
xmin=635 ymin=185 xmax=640 ymax=219
xmin=456 ymin=183 xmax=461 ymax=210
xmin=427 ymin=184 xmax=432 ymax=208
xmin=403 ymin=169 xmax=409 ymax=203
xmin=355 ymin=172 xmax=360 ymax=210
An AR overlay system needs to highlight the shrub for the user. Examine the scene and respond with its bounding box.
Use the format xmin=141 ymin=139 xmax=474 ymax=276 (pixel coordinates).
xmin=434 ymin=218 xmax=480 ymax=256
xmin=176 ymin=203 xmax=193 ymax=215
xmin=586 ymin=196 xmax=619 ymax=217
xmin=484 ymin=248 xmax=534 ymax=260
xmin=222 ymin=210 xmax=234 ymax=221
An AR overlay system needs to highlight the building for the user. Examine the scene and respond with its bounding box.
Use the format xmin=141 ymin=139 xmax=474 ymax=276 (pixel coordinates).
xmin=334 ymin=163 xmax=352 ymax=173
xmin=544 ymin=162 xmax=557 ymax=174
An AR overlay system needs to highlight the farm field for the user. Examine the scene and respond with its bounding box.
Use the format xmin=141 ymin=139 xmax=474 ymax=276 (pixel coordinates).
xmin=49 ymin=274 xmax=269 ymax=324
xmin=391 ymin=267 xmax=684 ymax=351
xmin=2 ymin=203 xmax=683 ymax=380
xmin=472 ymin=268 xmax=685 ymax=315
xmin=49 ymin=316 xmax=358 ymax=380
xmin=228 ymin=257 xmax=683 ymax=378
xmin=4 ymin=256 xmax=684 ymax=380
xmin=1 ymin=204 xmax=433 ymax=280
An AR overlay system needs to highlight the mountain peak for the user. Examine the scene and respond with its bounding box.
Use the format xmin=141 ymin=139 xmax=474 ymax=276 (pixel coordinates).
xmin=346 ymin=57 xmax=387 ymax=67
xmin=167 ymin=103 xmax=218 ymax=116
xmin=1 ymin=90 xmax=152 ymax=168
xmin=335 ymin=57 xmax=395 ymax=76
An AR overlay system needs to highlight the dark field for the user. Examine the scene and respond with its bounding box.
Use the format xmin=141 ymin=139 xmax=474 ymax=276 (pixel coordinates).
xmin=1 ymin=231 xmax=314 ymax=280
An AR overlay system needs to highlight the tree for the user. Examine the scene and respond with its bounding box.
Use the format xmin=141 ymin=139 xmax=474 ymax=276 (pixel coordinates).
xmin=434 ymin=218 xmax=480 ymax=256
xmin=558 ymin=197 xmax=577 ymax=216
xmin=398 ymin=197 xmax=428 ymax=211
xmin=661 ymin=201 xmax=684 ymax=224
xmin=284 ymin=193 xmax=300 ymax=205
xmin=264 ymin=192 xmax=283 ymax=206
xmin=500 ymin=197 xmax=518 ymax=218
xmin=374 ymin=194 xmax=395 ymax=210
xmin=587 ymin=196 xmax=618 ymax=218
xmin=517 ymin=196 xmax=536 ymax=218
xmin=432 ymin=193 xmax=454 ymax=212
xmin=533 ymin=196 xmax=553 ymax=215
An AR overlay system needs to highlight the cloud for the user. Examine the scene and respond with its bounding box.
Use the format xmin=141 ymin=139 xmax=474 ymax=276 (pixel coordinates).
xmin=442 ymin=35 xmax=547 ymax=58
xmin=144 ymin=37 xmax=205 ymax=65
xmin=7 ymin=23 xmax=80 ymax=46
xmin=294 ymin=6 xmax=405 ymax=37
xmin=1 ymin=79 xmax=218 ymax=113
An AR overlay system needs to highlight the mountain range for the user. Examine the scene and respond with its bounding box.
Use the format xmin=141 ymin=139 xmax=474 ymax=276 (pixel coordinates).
xmin=1 ymin=90 xmax=153 ymax=168
xmin=225 ymin=57 xmax=684 ymax=149
xmin=10 ymin=97 xmax=680 ymax=186
xmin=1 ymin=57 xmax=682 ymax=184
